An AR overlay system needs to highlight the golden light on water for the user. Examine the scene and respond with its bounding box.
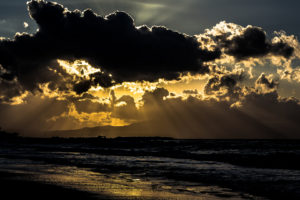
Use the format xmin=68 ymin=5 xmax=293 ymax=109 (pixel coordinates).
xmin=23 ymin=165 xmax=234 ymax=200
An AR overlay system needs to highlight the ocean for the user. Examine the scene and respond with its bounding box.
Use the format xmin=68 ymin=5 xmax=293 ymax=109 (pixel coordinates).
xmin=0 ymin=137 xmax=300 ymax=199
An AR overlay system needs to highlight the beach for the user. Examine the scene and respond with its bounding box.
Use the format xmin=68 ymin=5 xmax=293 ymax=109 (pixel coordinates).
xmin=0 ymin=171 xmax=101 ymax=200
xmin=1 ymin=138 xmax=300 ymax=200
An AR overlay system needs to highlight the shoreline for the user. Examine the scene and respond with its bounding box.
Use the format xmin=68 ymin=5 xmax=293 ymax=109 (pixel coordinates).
xmin=1 ymin=139 xmax=300 ymax=200
xmin=0 ymin=171 xmax=105 ymax=200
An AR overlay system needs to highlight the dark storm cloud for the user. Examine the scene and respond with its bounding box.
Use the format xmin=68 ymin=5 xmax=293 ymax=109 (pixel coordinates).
xmin=73 ymin=72 xmax=114 ymax=94
xmin=142 ymin=87 xmax=169 ymax=106
xmin=204 ymin=72 xmax=245 ymax=99
xmin=0 ymin=0 xmax=221 ymax=96
xmin=218 ymin=26 xmax=294 ymax=60
xmin=0 ymin=80 xmax=23 ymax=104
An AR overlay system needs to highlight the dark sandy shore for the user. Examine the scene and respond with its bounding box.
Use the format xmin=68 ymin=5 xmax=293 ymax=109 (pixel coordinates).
xmin=0 ymin=171 xmax=169 ymax=200
xmin=0 ymin=172 xmax=104 ymax=200
xmin=1 ymin=137 xmax=300 ymax=200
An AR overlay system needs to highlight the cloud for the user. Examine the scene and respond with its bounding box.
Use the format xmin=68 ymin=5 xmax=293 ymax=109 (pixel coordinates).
xmin=203 ymin=69 xmax=246 ymax=102
xmin=112 ymin=94 xmax=139 ymax=120
xmin=73 ymin=80 xmax=93 ymax=95
xmin=1 ymin=83 xmax=300 ymax=138
xmin=197 ymin=21 xmax=295 ymax=60
xmin=142 ymin=87 xmax=169 ymax=106
xmin=0 ymin=79 xmax=23 ymax=104
xmin=135 ymin=87 xmax=300 ymax=138
xmin=73 ymin=99 xmax=110 ymax=114
xmin=197 ymin=21 xmax=300 ymax=99
xmin=23 ymin=22 xmax=29 ymax=28
xmin=255 ymin=73 xmax=279 ymax=92
xmin=220 ymin=26 xmax=294 ymax=60
xmin=0 ymin=1 xmax=298 ymax=101
xmin=0 ymin=1 xmax=300 ymax=139
xmin=0 ymin=0 xmax=221 ymax=96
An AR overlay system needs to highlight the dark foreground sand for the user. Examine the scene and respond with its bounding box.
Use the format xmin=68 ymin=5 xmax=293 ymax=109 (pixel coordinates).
xmin=0 ymin=172 xmax=105 ymax=200
xmin=0 ymin=172 xmax=168 ymax=200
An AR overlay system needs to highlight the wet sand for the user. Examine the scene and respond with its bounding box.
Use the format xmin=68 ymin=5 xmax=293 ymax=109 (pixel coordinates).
xmin=0 ymin=171 xmax=187 ymax=200
xmin=1 ymin=138 xmax=300 ymax=199
xmin=0 ymin=169 xmax=255 ymax=200
xmin=0 ymin=172 xmax=104 ymax=200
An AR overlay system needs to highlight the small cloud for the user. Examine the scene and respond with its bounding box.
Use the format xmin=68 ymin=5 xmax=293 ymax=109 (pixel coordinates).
xmin=23 ymin=22 xmax=29 ymax=28
xmin=255 ymin=73 xmax=279 ymax=92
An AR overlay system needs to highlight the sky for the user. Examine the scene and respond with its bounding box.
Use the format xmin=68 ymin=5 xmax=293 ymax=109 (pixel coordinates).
xmin=1 ymin=0 xmax=300 ymax=37
xmin=0 ymin=0 xmax=300 ymax=138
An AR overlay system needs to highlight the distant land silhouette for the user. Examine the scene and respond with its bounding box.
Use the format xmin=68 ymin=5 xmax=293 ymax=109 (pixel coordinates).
xmin=39 ymin=118 xmax=288 ymax=139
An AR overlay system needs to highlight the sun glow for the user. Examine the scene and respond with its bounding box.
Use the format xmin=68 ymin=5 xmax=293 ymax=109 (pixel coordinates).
xmin=7 ymin=91 xmax=29 ymax=105
xmin=56 ymin=59 xmax=208 ymax=101
xmin=6 ymin=58 xmax=220 ymax=130
xmin=47 ymin=103 xmax=130 ymax=130
xmin=57 ymin=59 xmax=101 ymax=78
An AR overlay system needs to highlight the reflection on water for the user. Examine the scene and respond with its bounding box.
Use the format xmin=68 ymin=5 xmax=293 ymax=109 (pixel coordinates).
xmin=0 ymin=158 xmax=260 ymax=200
xmin=1 ymin=139 xmax=300 ymax=199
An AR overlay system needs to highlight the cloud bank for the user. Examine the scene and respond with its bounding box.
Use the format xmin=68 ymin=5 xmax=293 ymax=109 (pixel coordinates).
xmin=0 ymin=0 xmax=296 ymax=98
xmin=0 ymin=0 xmax=221 ymax=95
xmin=0 ymin=1 xmax=300 ymax=138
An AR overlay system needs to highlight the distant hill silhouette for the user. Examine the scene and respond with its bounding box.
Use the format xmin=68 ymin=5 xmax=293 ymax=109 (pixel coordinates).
xmin=0 ymin=128 xmax=19 ymax=139
xmin=44 ymin=121 xmax=161 ymax=138
xmin=41 ymin=114 xmax=288 ymax=139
